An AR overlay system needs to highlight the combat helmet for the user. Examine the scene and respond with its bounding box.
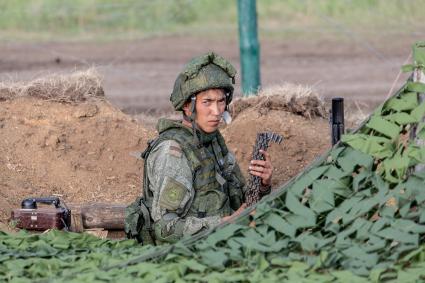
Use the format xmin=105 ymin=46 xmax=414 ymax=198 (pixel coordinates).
xmin=170 ymin=52 xmax=236 ymax=111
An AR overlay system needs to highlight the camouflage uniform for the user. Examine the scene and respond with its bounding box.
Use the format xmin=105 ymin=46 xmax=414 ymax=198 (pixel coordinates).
xmin=125 ymin=52 xmax=268 ymax=244
xmin=145 ymin=118 xmax=246 ymax=244
xmin=147 ymin=140 xmax=222 ymax=236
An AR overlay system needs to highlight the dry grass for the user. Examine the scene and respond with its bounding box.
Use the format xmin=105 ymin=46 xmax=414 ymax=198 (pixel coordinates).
xmin=231 ymin=83 xmax=326 ymax=119
xmin=344 ymin=100 xmax=370 ymax=128
xmin=0 ymin=68 xmax=104 ymax=103
xmin=259 ymin=83 xmax=318 ymax=100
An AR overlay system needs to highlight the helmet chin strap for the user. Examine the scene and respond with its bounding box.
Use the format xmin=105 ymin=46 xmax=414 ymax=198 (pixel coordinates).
xmin=183 ymin=96 xmax=201 ymax=147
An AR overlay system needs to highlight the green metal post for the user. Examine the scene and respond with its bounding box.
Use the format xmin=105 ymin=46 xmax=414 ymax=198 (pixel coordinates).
xmin=238 ymin=0 xmax=261 ymax=96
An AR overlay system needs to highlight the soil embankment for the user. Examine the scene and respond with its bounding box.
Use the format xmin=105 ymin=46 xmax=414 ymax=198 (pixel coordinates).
xmin=0 ymin=72 xmax=330 ymax=230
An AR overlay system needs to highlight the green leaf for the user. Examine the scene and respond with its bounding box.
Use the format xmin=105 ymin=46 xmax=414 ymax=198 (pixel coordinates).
xmin=331 ymin=270 xmax=365 ymax=283
xmin=342 ymin=134 xmax=392 ymax=158
xmin=401 ymin=64 xmax=415 ymax=73
xmin=407 ymin=81 xmax=425 ymax=93
xmin=326 ymin=196 xmax=363 ymax=225
xmin=310 ymin=180 xmax=336 ymax=213
xmin=413 ymin=42 xmax=425 ymax=65
xmin=404 ymin=176 xmax=425 ymax=204
xmin=285 ymin=190 xmax=316 ymax=219
xmin=353 ymin=170 xmax=372 ymax=191
xmin=286 ymin=214 xmax=316 ymax=229
xmin=342 ymin=246 xmax=379 ymax=266
xmin=330 ymin=147 xmax=345 ymax=161
xmin=323 ymin=166 xmax=350 ymax=179
xmin=374 ymin=227 xmax=418 ymax=244
xmin=411 ymin=100 xmax=425 ymax=121
xmin=366 ymin=116 xmax=401 ymax=139
xmin=370 ymin=268 xmax=397 ymax=283
xmin=199 ymin=250 xmax=227 ymax=269
xmin=381 ymin=147 xmax=410 ymax=183
xmin=296 ymin=233 xmax=334 ymax=252
xmin=264 ymin=213 xmax=296 ymax=238
xmin=420 ymin=210 xmax=425 ymax=223
xmin=385 ymin=112 xmax=418 ymax=125
xmin=392 ymin=219 xmax=425 ymax=234
xmin=201 ymin=224 xmax=243 ymax=247
xmin=337 ymin=148 xmax=374 ymax=173
xmin=385 ymin=91 xmax=418 ymax=111
xmin=405 ymin=144 xmax=425 ymax=166
xmin=289 ymin=165 xmax=330 ymax=196
xmin=396 ymin=268 xmax=425 ymax=283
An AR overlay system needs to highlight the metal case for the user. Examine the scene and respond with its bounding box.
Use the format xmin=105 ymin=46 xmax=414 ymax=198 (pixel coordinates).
xmin=11 ymin=207 xmax=69 ymax=230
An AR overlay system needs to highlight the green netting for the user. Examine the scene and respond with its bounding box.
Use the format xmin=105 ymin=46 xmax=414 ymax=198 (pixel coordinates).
xmin=1 ymin=42 xmax=425 ymax=282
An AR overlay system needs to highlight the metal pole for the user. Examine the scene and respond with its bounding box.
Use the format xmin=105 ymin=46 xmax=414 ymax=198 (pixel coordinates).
xmin=238 ymin=0 xmax=261 ymax=96
xmin=330 ymin=97 xmax=345 ymax=146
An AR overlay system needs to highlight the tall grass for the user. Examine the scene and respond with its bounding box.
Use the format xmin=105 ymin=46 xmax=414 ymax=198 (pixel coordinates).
xmin=0 ymin=0 xmax=424 ymax=41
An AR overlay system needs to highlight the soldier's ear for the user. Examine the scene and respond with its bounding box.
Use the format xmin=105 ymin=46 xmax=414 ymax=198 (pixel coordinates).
xmin=182 ymin=101 xmax=191 ymax=116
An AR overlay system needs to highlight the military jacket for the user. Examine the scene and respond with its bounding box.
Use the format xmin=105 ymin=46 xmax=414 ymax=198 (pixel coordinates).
xmin=144 ymin=118 xmax=246 ymax=244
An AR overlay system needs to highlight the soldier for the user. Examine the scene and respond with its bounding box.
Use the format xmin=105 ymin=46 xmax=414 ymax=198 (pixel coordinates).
xmin=125 ymin=52 xmax=273 ymax=245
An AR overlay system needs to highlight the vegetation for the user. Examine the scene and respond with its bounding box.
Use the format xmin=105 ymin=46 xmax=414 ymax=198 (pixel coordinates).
xmin=0 ymin=0 xmax=424 ymax=41
xmin=0 ymin=42 xmax=424 ymax=283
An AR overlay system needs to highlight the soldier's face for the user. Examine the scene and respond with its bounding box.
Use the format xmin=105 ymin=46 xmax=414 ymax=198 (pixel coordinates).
xmin=183 ymin=88 xmax=226 ymax=133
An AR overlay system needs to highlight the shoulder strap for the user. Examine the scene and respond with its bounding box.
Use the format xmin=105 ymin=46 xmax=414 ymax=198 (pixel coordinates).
xmin=141 ymin=128 xmax=203 ymax=205
xmin=157 ymin=128 xmax=202 ymax=170
xmin=215 ymin=131 xmax=229 ymax=156
xmin=141 ymin=137 xmax=162 ymax=206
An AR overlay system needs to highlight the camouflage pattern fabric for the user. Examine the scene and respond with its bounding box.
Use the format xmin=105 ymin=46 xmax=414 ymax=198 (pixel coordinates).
xmin=146 ymin=139 xmax=221 ymax=242
xmin=170 ymin=52 xmax=236 ymax=111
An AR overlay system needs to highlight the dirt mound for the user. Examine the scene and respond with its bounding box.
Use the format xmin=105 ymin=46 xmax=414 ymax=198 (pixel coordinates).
xmin=230 ymin=83 xmax=327 ymax=120
xmin=223 ymin=84 xmax=330 ymax=187
xmin=0 ymin=71 xmax=154 ymax=226
xmin=0 ymin=73 xmax=331 ymax=227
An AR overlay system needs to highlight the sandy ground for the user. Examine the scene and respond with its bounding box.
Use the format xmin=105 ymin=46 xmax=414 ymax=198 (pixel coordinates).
xmin=0 ymin=34 xmax=419 ymax=114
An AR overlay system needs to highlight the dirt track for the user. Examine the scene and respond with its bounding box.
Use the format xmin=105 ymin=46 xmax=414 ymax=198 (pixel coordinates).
xmin=0 ymin=34 xmax=419 ymax=113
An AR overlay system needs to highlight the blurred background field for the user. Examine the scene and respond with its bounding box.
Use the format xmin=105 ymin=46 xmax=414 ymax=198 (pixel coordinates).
xmin=0 ymin=0 xmax=424 ymax=115
xmin=1 ymin=0 xmax=424 ymax=41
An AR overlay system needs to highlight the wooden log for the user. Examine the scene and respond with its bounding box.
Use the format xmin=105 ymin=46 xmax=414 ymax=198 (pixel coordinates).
xmin=68 ymin=203 xmax=126 ymax=230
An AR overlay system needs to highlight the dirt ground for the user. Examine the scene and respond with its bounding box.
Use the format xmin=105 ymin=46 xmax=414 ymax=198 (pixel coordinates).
xmin=0 ymin=72 xmax=330 ymax=228
xmin=0 ymin=34 xmax=419 ymax=114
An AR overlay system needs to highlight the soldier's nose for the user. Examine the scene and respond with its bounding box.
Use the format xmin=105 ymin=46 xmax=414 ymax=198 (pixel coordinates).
xmin=211 ymin=104 xmax=220 ymax=115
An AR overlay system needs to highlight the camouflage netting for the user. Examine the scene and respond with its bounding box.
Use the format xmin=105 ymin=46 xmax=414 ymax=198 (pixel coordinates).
xmin=1 ymin=43 xmax=425 ymax=283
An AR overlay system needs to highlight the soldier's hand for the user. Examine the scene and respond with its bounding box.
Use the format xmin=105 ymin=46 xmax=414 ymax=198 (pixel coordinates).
xmin=221 ymin=203 xmax=247 ymax=223
xmin=249 ymin=149 xmax=273 ymax=186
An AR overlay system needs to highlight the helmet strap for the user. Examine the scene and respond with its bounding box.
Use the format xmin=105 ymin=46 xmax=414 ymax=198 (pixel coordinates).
xmin=184 ymin=96 xmax=201 ymax=147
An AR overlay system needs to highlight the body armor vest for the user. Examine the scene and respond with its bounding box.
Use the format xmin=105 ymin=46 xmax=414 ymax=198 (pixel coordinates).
xmin=142 ymin=119 xmax=234 ymax=219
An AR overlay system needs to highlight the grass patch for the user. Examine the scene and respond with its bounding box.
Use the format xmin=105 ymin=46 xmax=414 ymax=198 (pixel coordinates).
xmin=0 ymin=0 xmax=424 ymax=41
